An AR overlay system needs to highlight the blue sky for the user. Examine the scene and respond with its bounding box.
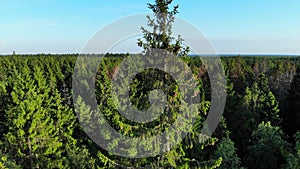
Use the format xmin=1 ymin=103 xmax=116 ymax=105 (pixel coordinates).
xmin=0 ymin=0 xmax=300 ymax=54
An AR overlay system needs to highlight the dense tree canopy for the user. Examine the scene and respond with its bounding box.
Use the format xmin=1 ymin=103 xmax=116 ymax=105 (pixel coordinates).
xmin=0 ymin=1 xmax=299 ymax=168
xmin=0 ymin=54 xmax=298 ymax=168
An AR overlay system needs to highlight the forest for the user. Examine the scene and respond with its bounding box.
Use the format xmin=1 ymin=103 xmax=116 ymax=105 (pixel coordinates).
xmin=1 ymin=0 xmax=300 ymax=168
xmin=0 ymin=54 xmax=300 ymax=168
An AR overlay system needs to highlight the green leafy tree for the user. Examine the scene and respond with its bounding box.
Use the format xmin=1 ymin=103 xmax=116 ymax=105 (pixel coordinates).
xmin=246 ymin=122 xmax=289 ymax=169
xmin=212 ymin=135 xmax=243 ymax=169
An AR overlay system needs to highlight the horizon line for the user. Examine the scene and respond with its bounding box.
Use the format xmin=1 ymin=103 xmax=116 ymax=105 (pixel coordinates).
xmin=1 ymin=53 xmax=300 ymax=56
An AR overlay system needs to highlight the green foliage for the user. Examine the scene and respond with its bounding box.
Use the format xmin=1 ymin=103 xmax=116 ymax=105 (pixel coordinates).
xmin=227 ymin=76 xmax=281 ymax=160
xmin=0 ymin=54 xmax=299 ymax=168
xmin=244 ymin=77 xmax=281 ymax=126
xmin=246 ymin=122 xmax=289 ymax=169
xmin=282 ymin=66 xmax=300 ymax=136
xmin=0 ymin=56 xmax=99 ymax=168
xmin=284 ymin=132 xmax=300 ymax=169
xmin=137 ymin=0 xmax=189 ymax=56
xmin=212 ymin=136 xmax=242 ymax=169
xmin=0 ymin=149 xmax=21 ymax=169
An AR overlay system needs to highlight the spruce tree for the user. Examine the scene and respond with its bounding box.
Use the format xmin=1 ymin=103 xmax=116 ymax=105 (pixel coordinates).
xmin=1 ymin=59 xmax=97 ymax=168
xmin=134 ymin=1 xmax=222 ymax=168
xmin=257 ymin=73 xmax=281 ymax=125
xmin=227 ymin=77 xmax=281 ymax=163
xmin=282 ymin=66 xmax=300 ymax=136
xmin=137 ymin=0 xmax=189 ymax=56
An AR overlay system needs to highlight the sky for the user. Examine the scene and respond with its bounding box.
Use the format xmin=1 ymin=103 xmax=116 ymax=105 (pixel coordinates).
xmin=0 ymin=0 xmax=300 ymax=55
